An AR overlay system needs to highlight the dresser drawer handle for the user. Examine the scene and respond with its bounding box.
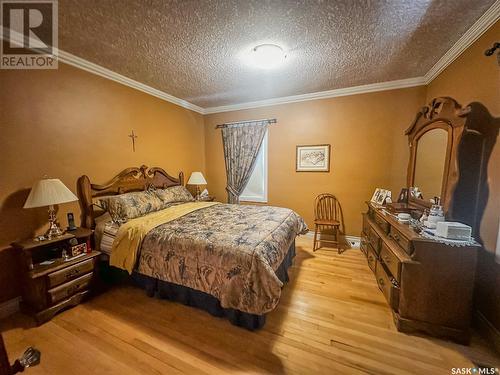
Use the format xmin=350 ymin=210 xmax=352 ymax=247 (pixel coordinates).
xmin=66 ymin=284 xmax=81 ymax=296
xmin=65 ymin=269 xmax=80 ymax=279
xmin=378 ymin=278 xmax=385 ymax=288
xmin=368 ymin=255 xmax=374 ymax=262
xmin=383 ymin=255 xmax=391 ymax=264
xmin=392 ymin=233 xmax=400 ymax=242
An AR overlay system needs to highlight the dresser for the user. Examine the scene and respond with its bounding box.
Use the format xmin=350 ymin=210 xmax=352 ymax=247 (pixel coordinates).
xmin=360 ymin=97 xmax=497 ymax=344
xmin=361 ymin=202 xmax=478 ymax=343
xmin=12 ymin=228 xmax=101 ymax=324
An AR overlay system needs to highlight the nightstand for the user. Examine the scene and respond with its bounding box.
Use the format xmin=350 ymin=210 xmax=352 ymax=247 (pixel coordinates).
xmin=12 ymin=228 xmax=101 ymax=325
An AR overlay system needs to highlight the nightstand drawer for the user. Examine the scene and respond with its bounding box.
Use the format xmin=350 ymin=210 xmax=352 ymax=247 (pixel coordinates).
xmin=47 ymin=258 xmax=94 ymax=288
xmin=48 ymin=272 xmax=93 ymax=305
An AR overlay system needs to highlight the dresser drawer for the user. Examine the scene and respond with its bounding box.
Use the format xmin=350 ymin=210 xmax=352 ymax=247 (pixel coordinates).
xmin=389 ymin=226 xmax=411 ymax=254
xmin=47 ymin=259 xmax=94 ymax=288
xmin=375 ymin=261 xmax=400 ymax=310
xmin=368 ymin=227 xmax=382 ymax=254
xmin=48 ymin=273 xmax=93 ymax=305
xmin=374 ymin=213 xmax=390 ymax=234
xmin=360 ymin=235 xmax=368 ymax=256
xmin=367 ymin=245 xmax=377 ymax=272
xmin=380 ymin=242 xmax=401 ymax=282
xmin=362 ymin=215 xmax=370 ymax=236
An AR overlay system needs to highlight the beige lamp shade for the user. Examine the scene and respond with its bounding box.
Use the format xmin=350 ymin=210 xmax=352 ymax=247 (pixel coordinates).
xmin=187 ymin=172 xmax=207 ymax=185
xmin=24 ymin=178 xmax=78 ymax=208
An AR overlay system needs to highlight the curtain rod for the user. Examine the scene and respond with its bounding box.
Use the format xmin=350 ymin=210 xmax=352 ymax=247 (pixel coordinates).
xmin=215 ymin=118 xmax=277 ymax=129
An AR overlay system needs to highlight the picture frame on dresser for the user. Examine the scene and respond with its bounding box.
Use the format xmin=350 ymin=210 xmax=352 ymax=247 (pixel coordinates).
xmin=370 ymin=188 xmax=381 ymax=203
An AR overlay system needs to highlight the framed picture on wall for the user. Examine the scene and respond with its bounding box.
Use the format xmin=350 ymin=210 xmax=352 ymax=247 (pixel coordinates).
xmin=296 ymin=144 xmax=331 ymax=172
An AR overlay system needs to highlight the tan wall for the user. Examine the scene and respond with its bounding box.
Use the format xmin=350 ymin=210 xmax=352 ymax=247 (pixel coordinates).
xmin=0 ymin=63 xmax=205 ymax=301
xmin=425 ymin=22 xmax=500 ymax=330
xmin=204 ymin=87 xmax=426 ymax=236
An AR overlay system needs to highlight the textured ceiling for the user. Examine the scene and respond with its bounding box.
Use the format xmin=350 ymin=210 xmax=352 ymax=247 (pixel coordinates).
xmin=58 ymin=0 xmax=495 ymax=108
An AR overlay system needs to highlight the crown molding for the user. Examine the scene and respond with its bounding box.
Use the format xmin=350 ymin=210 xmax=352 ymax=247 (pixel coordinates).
xmin=424 ymin=0 xmax=500 ymax=84
xmin=2 ymin=1 xmax=498 ymax=115
xmin=203 ymin=77 xmax=426 ymax=114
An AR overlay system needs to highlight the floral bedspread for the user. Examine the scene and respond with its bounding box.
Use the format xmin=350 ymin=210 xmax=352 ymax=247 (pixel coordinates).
xmin=136 ymin=203 xmax=308 ymax=315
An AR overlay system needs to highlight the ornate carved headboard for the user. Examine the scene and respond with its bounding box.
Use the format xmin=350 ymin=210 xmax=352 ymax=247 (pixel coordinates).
xmin=77 ymin=165 xmax=184 ymax=229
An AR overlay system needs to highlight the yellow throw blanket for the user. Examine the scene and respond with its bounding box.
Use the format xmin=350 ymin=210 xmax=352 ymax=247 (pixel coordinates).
xmin=110 ymin=201 xmax=219 ymax=273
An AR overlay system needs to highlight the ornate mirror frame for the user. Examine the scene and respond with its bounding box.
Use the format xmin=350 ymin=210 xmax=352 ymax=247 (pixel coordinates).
xmin=405 ymin=97 xmax=498 ymax=239
xmin=406 ymin=97 xmax=468 ymax=212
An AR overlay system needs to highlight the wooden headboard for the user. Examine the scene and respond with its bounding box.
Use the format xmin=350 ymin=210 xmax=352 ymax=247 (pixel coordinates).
xmin=77 ymin=165 xmax=184 ymax=229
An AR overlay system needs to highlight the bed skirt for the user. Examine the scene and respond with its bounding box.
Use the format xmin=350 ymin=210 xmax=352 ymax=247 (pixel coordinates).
xmin=132 ymin=241 xmax=296 ymax=330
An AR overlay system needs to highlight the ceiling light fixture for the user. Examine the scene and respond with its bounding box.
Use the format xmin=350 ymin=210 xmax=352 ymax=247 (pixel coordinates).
xmin=248 ymin=44 xmax=286 ymax=69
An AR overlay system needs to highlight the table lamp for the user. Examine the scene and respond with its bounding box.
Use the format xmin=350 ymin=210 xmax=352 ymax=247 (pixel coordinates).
xmin=23 ymin=178 xmax=78 ymax=240
xmin=187 ymin=172 xmax=207 ymax=200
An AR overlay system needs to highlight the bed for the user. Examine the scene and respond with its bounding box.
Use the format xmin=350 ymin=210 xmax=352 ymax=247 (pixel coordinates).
xmin=77 ymin=165 xmax=307 ymax=329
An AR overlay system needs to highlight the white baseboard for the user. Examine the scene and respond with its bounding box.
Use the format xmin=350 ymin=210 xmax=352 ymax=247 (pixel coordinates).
xmin=0 ymin=297 xmax=21 ymax=319
xmin=304 ymin=231 xmax=361 ymax=249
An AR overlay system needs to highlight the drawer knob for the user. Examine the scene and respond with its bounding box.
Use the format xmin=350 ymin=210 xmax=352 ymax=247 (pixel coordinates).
xmin=383 ymin=256 xmax=391 ymax=264
xmin=65 ymin=269 xmax=80 ymax=279
xmin=378 ymin=278 xmax=385 ymax=288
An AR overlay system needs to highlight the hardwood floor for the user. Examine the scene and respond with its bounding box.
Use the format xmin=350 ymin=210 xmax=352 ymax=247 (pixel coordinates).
xmin=1 ymin=236 xmax=499 ymax=374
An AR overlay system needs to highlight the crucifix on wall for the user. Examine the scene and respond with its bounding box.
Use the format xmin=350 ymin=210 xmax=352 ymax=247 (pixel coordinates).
xmin=128 ymin=130 xmax=138 ymax=152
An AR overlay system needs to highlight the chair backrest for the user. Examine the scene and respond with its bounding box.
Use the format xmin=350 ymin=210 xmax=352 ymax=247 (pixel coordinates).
xmin=314 ymin=193 xmax=345 ymax=231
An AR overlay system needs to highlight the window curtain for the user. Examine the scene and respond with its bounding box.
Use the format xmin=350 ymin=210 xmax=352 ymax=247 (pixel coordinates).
xmin=221 ymin=123 xmax=268 ymax=204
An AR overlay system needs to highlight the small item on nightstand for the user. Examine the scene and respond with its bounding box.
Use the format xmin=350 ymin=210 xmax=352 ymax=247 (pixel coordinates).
xmin=67 ymin=212 xmax=77 ymax=231
xmin=23 ymin=178 xmax=78 ymax=240
xmin=61 ymin=248 xmax=69 ymax=261
xmin=70 ymin=242 xmax=87 ymax=257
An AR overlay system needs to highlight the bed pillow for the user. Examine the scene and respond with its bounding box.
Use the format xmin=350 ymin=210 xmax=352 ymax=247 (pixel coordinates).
xmin=106 ymin=190 xmax=164 ymax=223
xmin=155 ymin=185 xmax=194 ymax=206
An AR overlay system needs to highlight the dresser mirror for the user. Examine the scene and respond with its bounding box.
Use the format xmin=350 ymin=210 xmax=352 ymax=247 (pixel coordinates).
xmin=405 ymin=97 xmax=497 ymax=238
xmin=412 ymin=127 xmax=449 ymax=202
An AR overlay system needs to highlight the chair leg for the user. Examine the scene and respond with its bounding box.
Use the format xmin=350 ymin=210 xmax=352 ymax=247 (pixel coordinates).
xmin=335 ymin=227 xmax=341 ymax=254
xmin=313 ymin=225 xmax=319 ymax=252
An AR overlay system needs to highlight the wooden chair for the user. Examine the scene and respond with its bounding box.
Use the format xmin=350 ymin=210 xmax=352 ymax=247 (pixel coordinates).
xmin=313 ymin=193 xmax=345 ymax=253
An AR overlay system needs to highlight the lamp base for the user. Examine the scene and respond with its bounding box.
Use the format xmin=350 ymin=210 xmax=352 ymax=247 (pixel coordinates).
xmin=45 ymin=205 xmax=65 ymax=240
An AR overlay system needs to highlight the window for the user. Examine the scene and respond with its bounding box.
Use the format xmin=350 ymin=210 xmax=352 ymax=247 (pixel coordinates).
xmin=240 ymin=131 xmax=268 ymax=203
